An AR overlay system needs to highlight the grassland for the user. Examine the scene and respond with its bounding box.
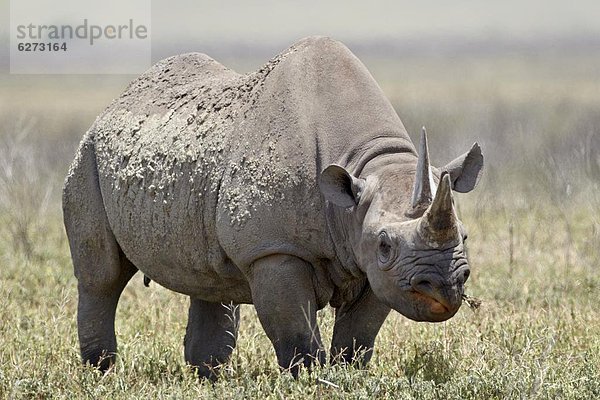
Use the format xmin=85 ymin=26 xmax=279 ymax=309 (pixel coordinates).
xmin=0 ymin=45 xmax=599 ymax=399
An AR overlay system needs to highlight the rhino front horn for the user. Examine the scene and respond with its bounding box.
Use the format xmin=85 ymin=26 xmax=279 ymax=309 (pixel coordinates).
xmin=411 ymin=127 xmax=433 ymax=212
xmin=418 ymin=172 xmax=459 ymax=247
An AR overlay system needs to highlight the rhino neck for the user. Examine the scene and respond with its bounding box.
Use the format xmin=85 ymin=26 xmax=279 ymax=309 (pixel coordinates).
xmin=339 ymin=135 xmax=417 ymax=178
xmin=355 ymin=143 xmax=419 ymax=179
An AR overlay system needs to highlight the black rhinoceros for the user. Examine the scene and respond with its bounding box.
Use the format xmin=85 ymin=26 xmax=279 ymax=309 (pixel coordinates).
xmin=63 ymin=36 xmax=483 ymax=378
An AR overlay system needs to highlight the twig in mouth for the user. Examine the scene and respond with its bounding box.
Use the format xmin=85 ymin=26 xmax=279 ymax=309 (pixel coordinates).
xmin=462 ymin=294 xmax=482 ymax=310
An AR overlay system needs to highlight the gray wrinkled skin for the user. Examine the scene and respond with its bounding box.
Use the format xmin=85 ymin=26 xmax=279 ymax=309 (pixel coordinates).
xmin=63 ymin=36 xmax=483 ymax=378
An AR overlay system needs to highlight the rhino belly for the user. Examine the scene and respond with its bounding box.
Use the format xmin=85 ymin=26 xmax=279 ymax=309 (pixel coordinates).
xmin=97 ymin=163 xmax=252 ymax=303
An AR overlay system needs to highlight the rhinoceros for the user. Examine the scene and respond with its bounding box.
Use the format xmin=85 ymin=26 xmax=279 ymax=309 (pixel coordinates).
xmin=63 ymin=36 xmax=483 ymax=378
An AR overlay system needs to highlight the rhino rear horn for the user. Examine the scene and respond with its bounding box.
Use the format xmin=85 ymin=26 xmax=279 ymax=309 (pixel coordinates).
xmin=411 ymin=127 xmax=433 ymax=210
xmin=418 ymin=172 xmax=459 ymax=246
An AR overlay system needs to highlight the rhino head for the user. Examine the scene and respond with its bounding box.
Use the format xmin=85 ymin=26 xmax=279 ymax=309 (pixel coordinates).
xmin=320 ymin=129 xmax=483 ymax=322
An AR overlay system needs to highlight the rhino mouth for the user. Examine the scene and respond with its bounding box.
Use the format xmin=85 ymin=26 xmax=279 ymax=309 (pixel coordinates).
xmin=409 ymin=290 xmax=461 ymax=322
xmin=404 ymin=269 xmax=465 ymax=321
xmin=411 ymin=291 xmax=449 ymax=314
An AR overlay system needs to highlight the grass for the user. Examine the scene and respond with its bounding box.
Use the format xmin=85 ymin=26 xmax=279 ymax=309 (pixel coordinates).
xmin=1 ymin=47 xmax=599 ymax=399
xmin=1 ymin=201 xmax=598 ymax=399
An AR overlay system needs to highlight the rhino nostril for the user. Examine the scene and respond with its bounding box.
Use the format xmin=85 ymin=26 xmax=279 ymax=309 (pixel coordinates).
xmin=411 ymin=276 xmax=435 ymax=295
xmin=462 ymin=269 xmax=470 ymax=282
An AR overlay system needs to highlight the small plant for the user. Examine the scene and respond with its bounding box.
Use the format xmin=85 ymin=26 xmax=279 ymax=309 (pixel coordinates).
xmin=404 ymin=342 xmax=454 ymax=386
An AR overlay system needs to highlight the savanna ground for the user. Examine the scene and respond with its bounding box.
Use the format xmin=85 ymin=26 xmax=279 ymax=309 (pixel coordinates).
xmin=1 ymin=41 xmax=599 ymax=399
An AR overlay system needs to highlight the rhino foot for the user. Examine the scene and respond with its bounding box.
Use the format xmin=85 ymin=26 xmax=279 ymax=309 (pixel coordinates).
xmin=184 ymin=298 xmax=239 ymax=380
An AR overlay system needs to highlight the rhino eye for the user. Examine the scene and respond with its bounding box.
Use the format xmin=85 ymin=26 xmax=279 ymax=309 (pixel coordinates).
xmin=378 ymin=231 xmax=393 ymax=266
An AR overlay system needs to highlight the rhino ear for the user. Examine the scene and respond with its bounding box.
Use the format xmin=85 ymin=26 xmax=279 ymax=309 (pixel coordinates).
xmin=442 ymin=142 xmax=484 ymax=193
xmin=319 ymin=164 xmax=365 ymax=208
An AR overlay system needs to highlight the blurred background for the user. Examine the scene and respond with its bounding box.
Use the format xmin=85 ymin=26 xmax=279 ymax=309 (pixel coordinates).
xmin=1 ymin=2 xmax=600 ymax=396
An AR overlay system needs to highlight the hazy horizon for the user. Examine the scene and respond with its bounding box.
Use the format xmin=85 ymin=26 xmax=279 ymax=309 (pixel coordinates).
xmin=1 ymin=0 xmax=600 ymax=74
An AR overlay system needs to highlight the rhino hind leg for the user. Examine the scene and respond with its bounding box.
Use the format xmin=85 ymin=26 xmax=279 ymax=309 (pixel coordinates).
xmin=250 ymin=254 xmax=326 ymax=377
xmin=330 ymin=286 xmax=390 ymax=366
xmin=184 ymin=298 xmax=240 ymax=380
xmin=63 ymin=141 xmax=137 ymax=371
xmin=75 ymin=254 xmax=137 ymax=371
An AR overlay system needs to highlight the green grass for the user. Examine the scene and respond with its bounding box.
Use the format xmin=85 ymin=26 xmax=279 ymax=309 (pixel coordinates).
xmin=1 ymin=49 xmax=600 ymax=398
xmin=0 ymin=200 xmax=599 ymax=399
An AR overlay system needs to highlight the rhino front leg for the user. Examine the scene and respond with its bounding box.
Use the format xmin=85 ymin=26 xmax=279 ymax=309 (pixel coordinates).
xmin=250 ymin=254 xmax=325 ymax=377
xmin=184 ymin=298 xmax=240 ymax=380
xmin=330 ymin=286 xmax=390 ymax=366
